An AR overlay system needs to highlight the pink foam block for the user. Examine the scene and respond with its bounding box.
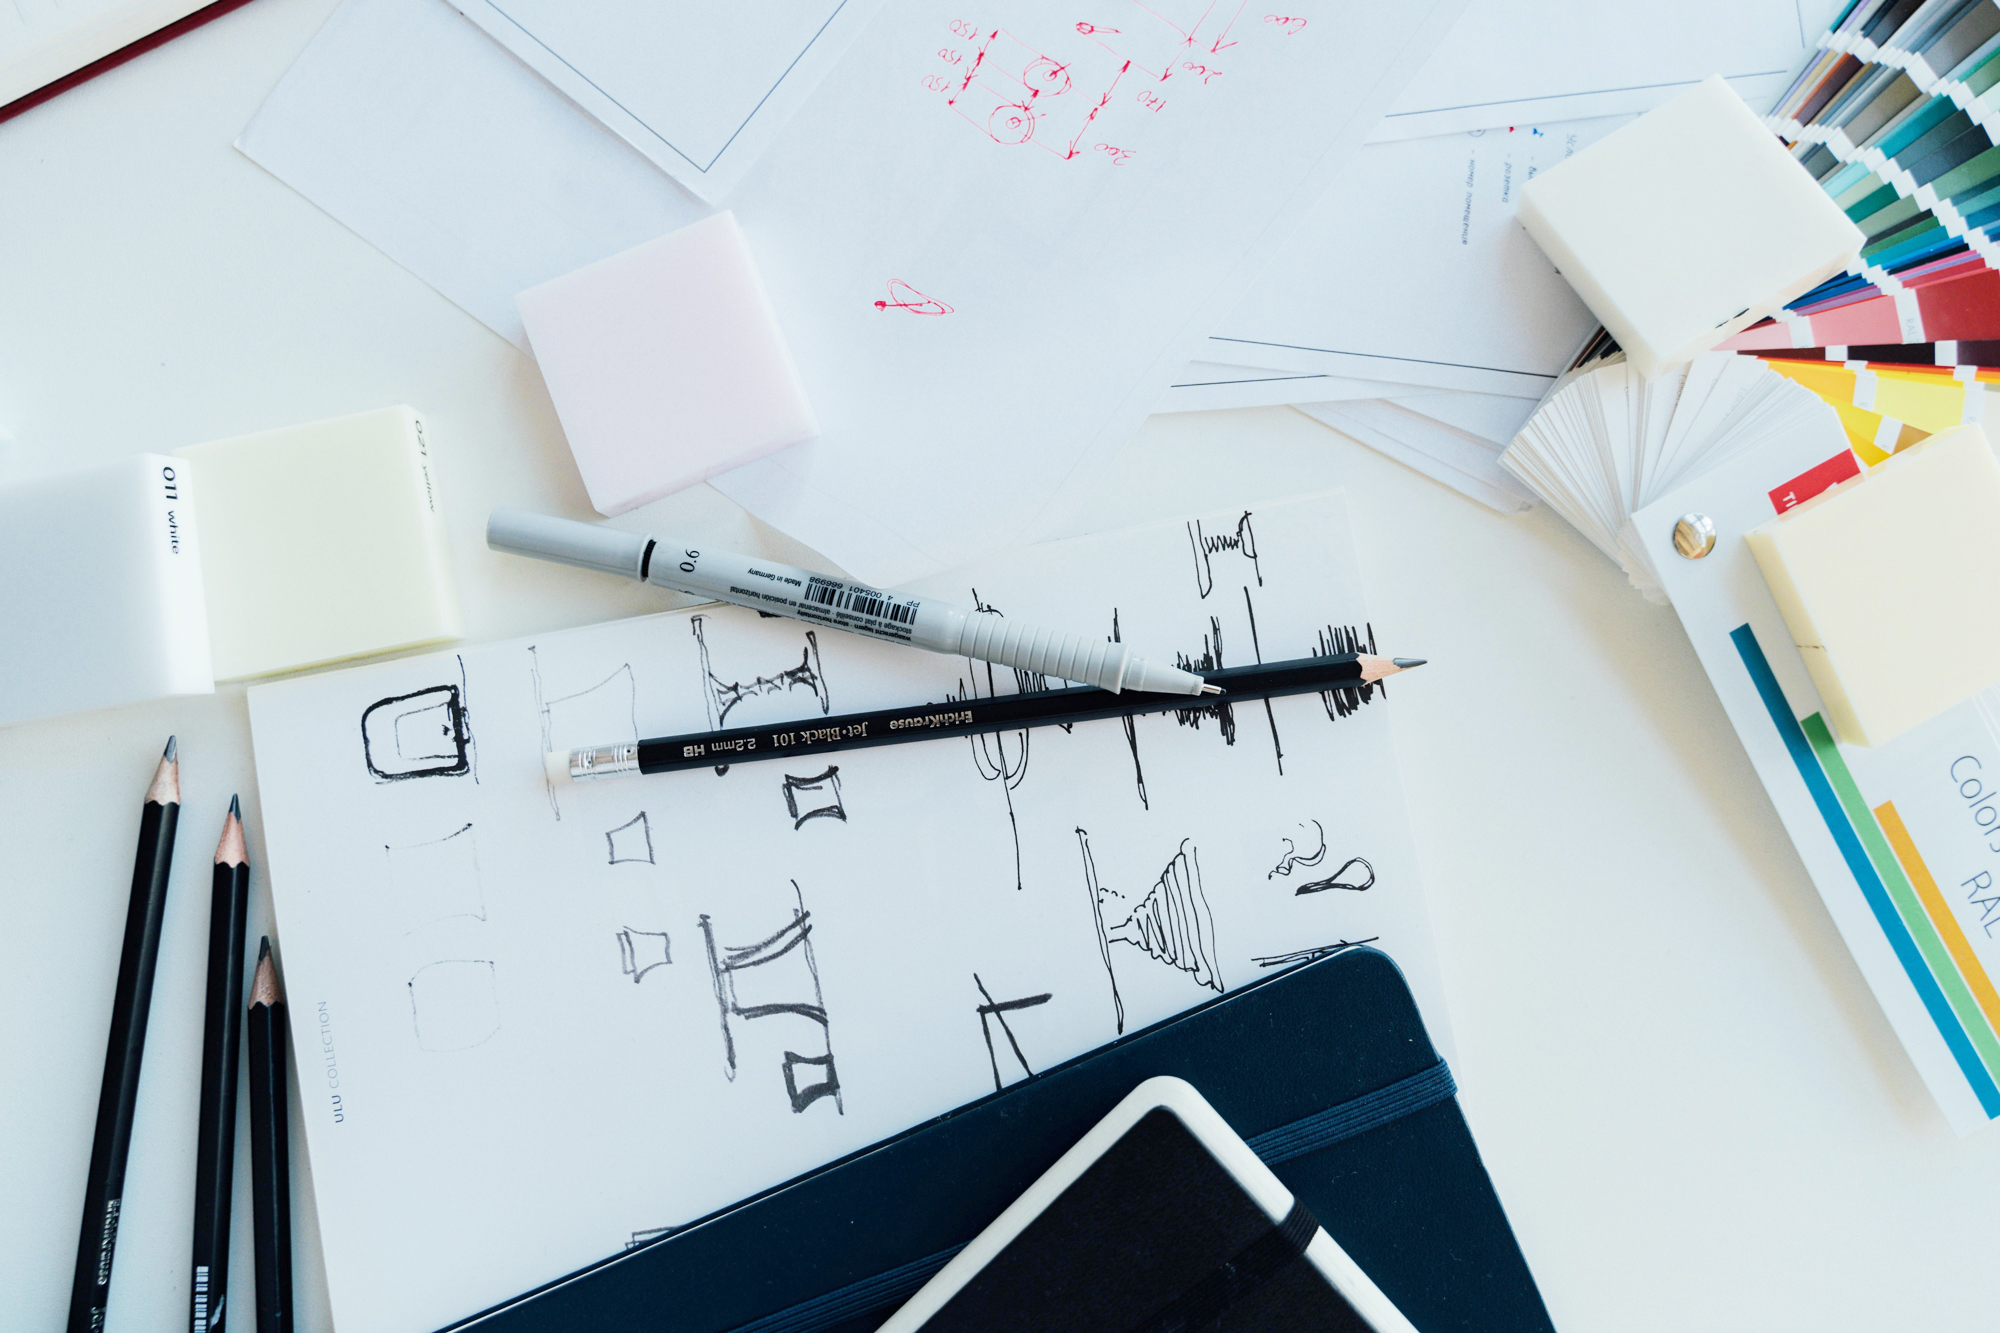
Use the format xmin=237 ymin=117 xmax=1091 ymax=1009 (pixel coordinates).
xmin=517 ymin=212 xmax=818 ymax=516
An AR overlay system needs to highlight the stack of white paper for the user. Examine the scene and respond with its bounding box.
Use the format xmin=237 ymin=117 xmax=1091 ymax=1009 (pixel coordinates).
xmin=1500 ymin=351 xmax=1849 ymax=599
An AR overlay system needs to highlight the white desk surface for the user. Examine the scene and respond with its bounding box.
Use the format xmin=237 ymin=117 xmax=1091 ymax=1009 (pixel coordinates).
xmin=4 ymin=3 xmax=1998 ymax=1329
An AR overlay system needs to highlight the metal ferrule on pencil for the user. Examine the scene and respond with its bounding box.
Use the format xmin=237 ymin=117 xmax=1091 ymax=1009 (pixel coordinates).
xmin=570 ymin=744 xmax=641 ymax=781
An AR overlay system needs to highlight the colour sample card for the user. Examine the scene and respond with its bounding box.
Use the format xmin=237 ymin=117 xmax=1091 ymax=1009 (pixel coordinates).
xmin=1637 ymin=431 xmax=2000 ymax=1136
xmin=247 ymin=493 xmax=1451 ymax=1332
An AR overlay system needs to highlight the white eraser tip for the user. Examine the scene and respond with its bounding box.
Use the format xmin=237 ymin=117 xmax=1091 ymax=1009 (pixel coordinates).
xmin=545 ymin=750 xmax=572 ymax=785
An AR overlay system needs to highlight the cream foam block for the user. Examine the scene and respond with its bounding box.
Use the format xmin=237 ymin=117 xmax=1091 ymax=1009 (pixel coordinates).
xmin=517 ymin=211 xmax=817 ymax=516
xmin=1519 ymin=75 xmax=1864 ymax=379
xmin=1748 ymin=425 xmax=2000 ymax=747
xmin=0 ymin=454 xmax=213 ymax=726
xmin=176 ymin=406 xmax=462 ymax=680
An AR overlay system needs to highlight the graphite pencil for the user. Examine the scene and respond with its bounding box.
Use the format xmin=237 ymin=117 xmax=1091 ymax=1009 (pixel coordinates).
xmin=190 ymin=795 xmax=249 ymax=1333
xmin=69 ymin=737 xmax=182 ymax=1333
xmin=248 ymin=939 xmax=293 ymax=1333
xmin=551 ymin=652 xmax=1424 ymax=783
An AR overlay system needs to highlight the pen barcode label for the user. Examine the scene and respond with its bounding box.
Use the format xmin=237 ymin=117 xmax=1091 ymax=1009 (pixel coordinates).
xmin=804 ymin=576 xmax=917 ymax=626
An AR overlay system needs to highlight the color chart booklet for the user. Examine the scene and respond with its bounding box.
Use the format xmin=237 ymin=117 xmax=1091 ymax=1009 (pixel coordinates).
xmin=246 ymin=493 xmax=1451 ymax=1332
xmin=1637 ymin=433 xmax=2000 ymax=1136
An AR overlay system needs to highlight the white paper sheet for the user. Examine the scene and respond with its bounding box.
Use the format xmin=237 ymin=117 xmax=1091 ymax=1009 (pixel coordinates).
xmin=1299 ymin=400 xmax=1535 ymax=513
xmin=248 ymin=493 xmax=1449 ymax=1331
xmin=1204 ymin=118 xmax=1627 ymax=399
xmin=1385 ymin=389 xmax=1538 ymax=446
xmin=238 ymin=0 xmax=704 ymax=351
xmin=243 ymin=0 xmax=1465 ymax=585
xmin=1372 ymin=0 xmax=1840 ymax=141
xmin=1152 ymin=362 xmax=1412 ymax=414
xmin=445 ymin=0 xmax=887 ymax=203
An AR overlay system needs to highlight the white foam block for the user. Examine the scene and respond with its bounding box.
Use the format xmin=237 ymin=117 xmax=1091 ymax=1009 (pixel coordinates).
xmin=1748 ymin=424 xmax=2000 ymax=747
xmin=0 ymin=454 xmax=213 ymax=726
xmin=176 ymin=406 xmax=462 ymax=680
xmin=1518 ymin=75 xmax=1864 ymax=379
xmin=517 ymin=211 xmax=817 ymax=516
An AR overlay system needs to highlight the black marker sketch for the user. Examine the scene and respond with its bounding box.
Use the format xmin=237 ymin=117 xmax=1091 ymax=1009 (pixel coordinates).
xmin=530 ymin=647 xmax=638 ymax=818
xmin=1188 ymin=511 xmax=1260 ymax=599
xmin=1316 ymin=623 xmax=1386 ymax=719
xmin=1077 ymin=829 xmax=1125 ymax=1032
xmin=1253 ymin=937 xmax=1379 ymax=969
xmin=606 ymin=811 xmax=655 ymax=865
xmin=952 ymin=663 xmax=1031 ymax=891
xmin=1172 ymin=617 xmax=1238 ymax=745
xmin=1242 ymin=586 xmax=1284 ymax=774
xmin=383 ymin=822 xmax=484 ymax=933
xmin=361 ymin=667 xmax=472 ymax=781
xmin=1269 ymin=821 xmax=1327 ymax=879
xmin=628 ymin=1225 xmax=678 ymax=1249
xmin=974 ymin=974 xmax=1053 ymax=1091
xmin=1077 ymin=830 xmax=1222 ymax=1034
xmin=1293 ymin=856 xmax=1375 ymax=897
xmin=692 ymin=615 xmax=830 ymax=729
xmin=698 ymin=881 xmax=842 ymax=1114
xmin=617 ymin=928 xmax=673 ymax=982
xmin=781 ymin=766 xmax=847 ymax=828
xmin=407 ymin=959 xmax=500 ymax=1052
xmin=1110 ymin=609 xmax=1147 ymax=809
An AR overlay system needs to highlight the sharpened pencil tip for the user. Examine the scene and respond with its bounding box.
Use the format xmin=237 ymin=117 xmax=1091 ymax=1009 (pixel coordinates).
xmin=1392 ymin=658 xmax=1426 ymax=669
xmin=148 ymin=739 xmax=182 ymax=805
xmin=251 ymin=939 xmax=281 ymax=1007
xmin=217 ymin=797 xmax=248 ymax=865
xmin=230 ymin=792 xmax=240 ymax=817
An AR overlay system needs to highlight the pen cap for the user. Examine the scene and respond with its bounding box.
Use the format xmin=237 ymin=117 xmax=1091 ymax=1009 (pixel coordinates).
xmin=487 ymin=508 xmax=648 ymax=579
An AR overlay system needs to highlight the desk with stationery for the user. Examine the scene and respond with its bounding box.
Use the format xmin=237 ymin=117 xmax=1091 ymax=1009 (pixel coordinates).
xmin=5 ymin=1 xmax=2000 ymax=1330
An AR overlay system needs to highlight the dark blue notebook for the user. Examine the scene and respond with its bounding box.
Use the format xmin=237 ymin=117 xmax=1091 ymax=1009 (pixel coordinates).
xmin=445 ymin=948 xmax=1553 ymax=1333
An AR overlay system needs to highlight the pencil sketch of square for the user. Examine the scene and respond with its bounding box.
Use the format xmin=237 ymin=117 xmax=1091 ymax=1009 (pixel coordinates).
xmin=606 ymin=812 xmax=654 ymax=865
xmin=780 ymin=767 xmax=845 ymax=828
xmin=383 ymin=823 xmax=484 ymax=932
xmin=617 ymin=928 xmax=672 ymax=982
xmin=408 ymin=960 xmax=501 ymax=1052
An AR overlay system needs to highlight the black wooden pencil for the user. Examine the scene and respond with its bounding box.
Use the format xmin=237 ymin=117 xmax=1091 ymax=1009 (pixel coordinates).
xmin=190 ymin=795 xmax=249 ymax=1333
xmin=552 ymin=652 xmax=1426 ymax=783
xmin=68 ymin=736 xmax=182 ymax=1333
xmin=247 ymin=938 xmax=292 ymax=1333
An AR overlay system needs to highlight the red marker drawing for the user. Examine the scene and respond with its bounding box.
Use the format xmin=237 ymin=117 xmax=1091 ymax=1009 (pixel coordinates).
xmin=875 ymin=281 xmax=954 ymax=316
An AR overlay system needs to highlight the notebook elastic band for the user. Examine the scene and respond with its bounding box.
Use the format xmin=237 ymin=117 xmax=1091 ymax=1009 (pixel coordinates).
xmin=729 ymin=1245 xmax=966 ymax=1333
xmin=1245 ymin=1059 xmax=1457 ymax=1165
xmin=727 ymin=1060 xmax=1454 ymax=1333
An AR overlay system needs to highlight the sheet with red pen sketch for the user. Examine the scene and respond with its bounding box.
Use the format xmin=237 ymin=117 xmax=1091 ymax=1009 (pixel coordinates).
xmin=492 ymin=3 xmax=1473 ymax=578
xmin=696 ymin=0 xmax=1467 ymax=585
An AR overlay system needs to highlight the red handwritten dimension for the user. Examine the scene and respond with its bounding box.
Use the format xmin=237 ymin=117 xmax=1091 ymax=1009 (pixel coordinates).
xmin=932 ymin=2 xmax=1259 ymax=158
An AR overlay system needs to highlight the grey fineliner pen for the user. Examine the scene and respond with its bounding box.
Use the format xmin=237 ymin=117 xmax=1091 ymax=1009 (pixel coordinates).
xmin=486 ymin=508 xmax=1216 ymax=696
